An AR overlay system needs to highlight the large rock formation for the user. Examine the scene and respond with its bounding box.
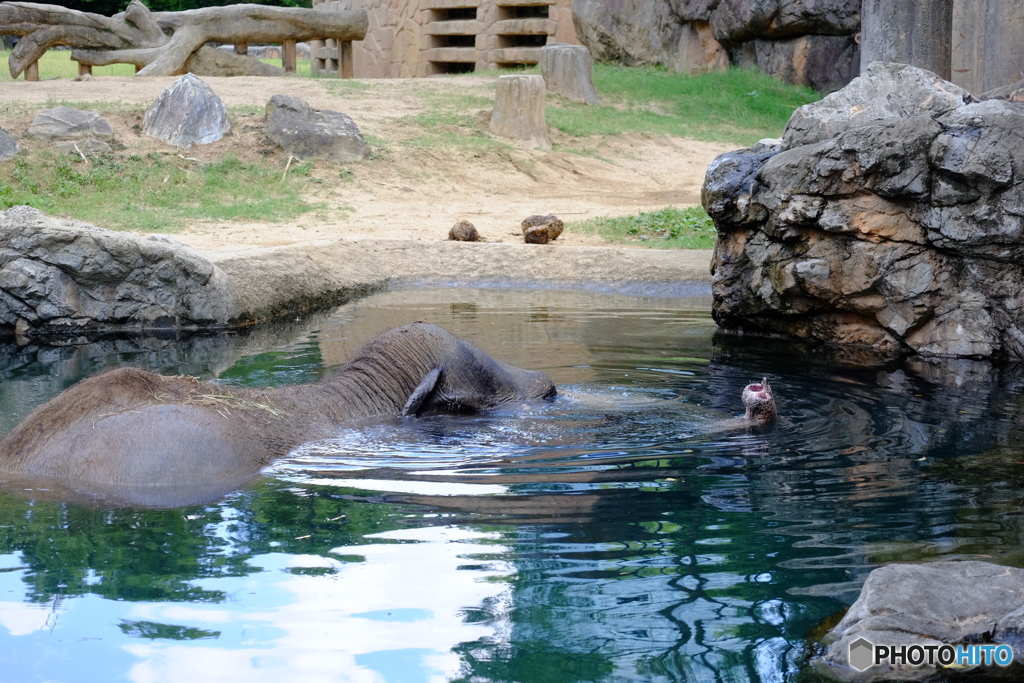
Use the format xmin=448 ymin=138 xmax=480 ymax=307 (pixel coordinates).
xmin=0 ymin=206 xmax=237 ymax=340
xmin=572 ymin=0 xmax=859 ymax=92
xmin=704 ymin=62 xmax=1024 ymax=361
xmin=820 ymin=561 xmax=1024 ymax=680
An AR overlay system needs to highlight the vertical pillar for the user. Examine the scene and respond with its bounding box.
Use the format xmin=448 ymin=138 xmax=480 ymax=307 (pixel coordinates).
xmin=283 ymin=39 xmax=297 ymax=73
xmin=861 ymin=0 xmax=954 ymax=79
xmin=339 ymin=40 xmax=353 ymax=78
xmin=25 ymin=60 xmax=39 ymax=81
xmin=235 ymin=43 xmax=248 ymax=55
xmin=952 ymin=0 xmax=986 ymax=93
xmin=983 ymin=0 xmax=1024 ymax=91
xmin=77 ymin=61 xmax=93 ymax=77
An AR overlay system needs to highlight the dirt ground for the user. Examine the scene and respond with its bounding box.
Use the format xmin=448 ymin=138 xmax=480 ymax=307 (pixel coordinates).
xmin=0 ymin=74 xmax=736 ymax=257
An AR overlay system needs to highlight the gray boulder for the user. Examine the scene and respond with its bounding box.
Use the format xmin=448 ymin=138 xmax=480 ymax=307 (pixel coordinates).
xmin=265 ymin=94 xmax=368 ymax=162
xmin=704 ymin=63 xmax=1024 ymax=360
xmin=27 ymin=106 xmax=113 ymax=142
xmin=754 ymin=34 xmax=859 ymax=95
xmin=143 ymin=73 xmax=231 ymax=148
xmin=0 ymin=206 xmax=238 ymax=341
xmin=783 ymin=62 xmax=976 ymax=148
xmin=820 ymin=561 xmax=1024 ymax=680
xmin=709 ymin=0 xmax=860 ymax=45
xmin=571 ymin=0 xmax=729 ymax=75
xmin=0 ymin=127 xmax=18 ymax=162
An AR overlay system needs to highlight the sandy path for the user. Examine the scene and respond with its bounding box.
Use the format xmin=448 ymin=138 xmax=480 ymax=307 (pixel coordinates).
xmin=0 ymin=75 xmax=734 ymax=255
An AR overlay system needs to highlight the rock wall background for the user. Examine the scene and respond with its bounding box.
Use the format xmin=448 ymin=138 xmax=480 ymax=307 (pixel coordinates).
xmin=572 ymin=0 xmax=861 ymax=92
xmin=703 ymin=62 xmax=1024 ymax=362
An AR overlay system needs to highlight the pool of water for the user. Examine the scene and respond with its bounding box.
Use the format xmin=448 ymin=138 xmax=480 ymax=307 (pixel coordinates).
xmin=3 ymin=287 xmax=1024 ymax=683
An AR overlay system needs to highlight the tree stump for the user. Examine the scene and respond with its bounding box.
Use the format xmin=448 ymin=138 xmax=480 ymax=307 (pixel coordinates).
xmin=489 ymin=74 xmax=551 ymax=151
xmin=540 ymin=43 xmax=600 ymax=105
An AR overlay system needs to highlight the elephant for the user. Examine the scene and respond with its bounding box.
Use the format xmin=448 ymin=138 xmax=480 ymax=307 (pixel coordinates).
xmin=0 ymin=322 xmax=557 ymax=506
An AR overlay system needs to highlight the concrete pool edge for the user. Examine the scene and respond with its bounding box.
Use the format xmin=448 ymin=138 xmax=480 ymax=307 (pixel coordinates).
xmin=211 ymin=240 xmax=715 ymax=326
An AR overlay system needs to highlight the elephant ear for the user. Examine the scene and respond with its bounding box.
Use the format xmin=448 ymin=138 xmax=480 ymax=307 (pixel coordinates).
xmin=400 ymin=368 xmax=442 ymax=417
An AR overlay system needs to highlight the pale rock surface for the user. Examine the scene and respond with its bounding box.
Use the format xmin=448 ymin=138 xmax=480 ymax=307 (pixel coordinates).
xmin=143 ymin=73 xmax=231 ymax=148
xmin=820 ymin=561 xmax=1024 ymax=680
xmin=27 ymin=106 xmax=114 ymax=141
xmin=265 ymin=94 xmax=368 ymax=162
xmin=0 ymin=127 xmax=18 ymax=161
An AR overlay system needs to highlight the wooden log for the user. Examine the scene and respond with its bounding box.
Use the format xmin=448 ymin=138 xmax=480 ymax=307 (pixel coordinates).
xmin=489 ymin=74 xmax=551 ymax=151
xmin=77 ymin=61 xmax=91 ymax=76
xmin=24 ymin=59 xmax=38 ymax=80
xmin=235 ymin=42 xmax=248 ymax=55
xmin=1 ymin=1 xmax=368 ymax=78
xmin=339 ymin=39 xmax=352 ymax=79
xmin=539 ymin=43 xmax=599 ymax=105
xmin=283 ymin=38 xmax=296 ymax=72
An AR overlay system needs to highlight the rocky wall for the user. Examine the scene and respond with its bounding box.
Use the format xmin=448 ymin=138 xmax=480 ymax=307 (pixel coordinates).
xmin=703 ymin=62 xmax=1024 ymax=362
xmin=572 ymin=0 xmax=860 ymax=92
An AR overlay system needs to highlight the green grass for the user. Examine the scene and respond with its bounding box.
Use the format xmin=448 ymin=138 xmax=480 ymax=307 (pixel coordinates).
xmin=570 ymin=206 xmax=717 ymax=249
xmin=0 ymin=152 xmax=326 ymax=232
xmin=546 ymin=64 xmax=820 ymax=146
xmin=402 ymin=64 xmax=818 ymax=149
xmin=0 ymin=49 xmax=136 ymax=81
xmin=0 ymin=50 xmax=313 ymax=81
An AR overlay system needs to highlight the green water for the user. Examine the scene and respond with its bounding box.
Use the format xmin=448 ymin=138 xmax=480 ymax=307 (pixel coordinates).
xmin=2 ymin=288 xmax=1024 ymax=682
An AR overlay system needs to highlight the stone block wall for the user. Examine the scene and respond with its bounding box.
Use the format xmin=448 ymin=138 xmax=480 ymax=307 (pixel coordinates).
xmin=324 ymin=0 xmax=578 ymax=78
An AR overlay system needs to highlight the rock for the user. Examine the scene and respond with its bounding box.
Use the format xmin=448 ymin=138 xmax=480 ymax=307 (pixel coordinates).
xmin=754 ymin=34 xmax=859 ymax=94
xmin=0 ymin=206 xmax=238 ymax=340
xmin=143 ymin=73 xmax=231 ymax=148
xmin=448 ymin=220 xmax=480 ymax=242
xmin=820 ymin=561 xmax=1024 ymax=680
xmin=0 ymin=127 xmax=18 ymax=162
xmin=783 ymin=62 xmax=976 ymax=149
xmin=489 ymin=75 xmax=551 ymax=151
xmin=860 ymin=0 xmax=954 ymax=80
xmin=709 ymin=0 xmax=861 ymax=46
xmin=265 ymin=94 xmax=368 ymax=162
xmin=521 ymin=214 xmax=564 ymax=244
xmin=54 ymin=138 xmax=110 ymax=156
xmin=704 ymin=63 xmax=1024 ymax=360
xmin=572 ymin=0 xmax=729 ymax=75
xmin=982 ymin=77 xmax=1024 ymax=103
xmin=540 ymin=43 xmax=600 ymax=105
xmin=183 ymin=45 xmax=285 ymax=78
xmin=27 ymin=106 xmax=113 ymax=142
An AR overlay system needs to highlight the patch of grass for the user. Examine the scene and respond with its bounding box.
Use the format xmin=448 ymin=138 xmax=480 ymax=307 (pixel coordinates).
xmin=0 ymin=49 xmax=136 ymax=81
xmin=547 ymin=64 xmax=820 ymax=146
xmin=571 ymin=206 xmax=717 ymax=249
xmin=0 ymin=151 xmax=327 ymax=232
